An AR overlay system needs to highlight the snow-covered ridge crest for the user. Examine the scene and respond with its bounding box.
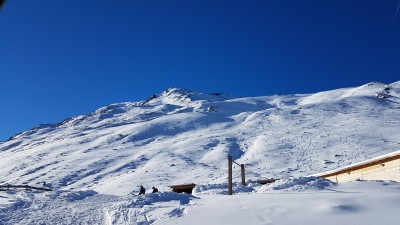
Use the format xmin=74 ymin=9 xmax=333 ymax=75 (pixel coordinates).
xmin=6 ymin=88 xmax=235 ymax=140
xmin=140 ymin=87 xmax=236 ymax=107
xmin=298 ymin=81 xmax=399 ymax=105
xmin=8 ymin=82 xmax=399 ymax=140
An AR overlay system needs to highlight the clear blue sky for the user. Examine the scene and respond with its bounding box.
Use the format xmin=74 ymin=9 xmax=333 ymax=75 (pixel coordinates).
xmin=1 ymin=0 xmax=399 ymax=141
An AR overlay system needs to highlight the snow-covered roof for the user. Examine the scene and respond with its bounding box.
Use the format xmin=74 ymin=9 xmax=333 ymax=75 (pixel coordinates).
xmin=312 ymin=150 xmax=400 ymax=177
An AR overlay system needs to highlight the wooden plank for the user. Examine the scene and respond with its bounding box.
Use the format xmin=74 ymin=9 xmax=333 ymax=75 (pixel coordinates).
xmin=168 ymin=183 xmax=196 ymax=188
xmin=0 ymin=184 xmax=53 ymax=191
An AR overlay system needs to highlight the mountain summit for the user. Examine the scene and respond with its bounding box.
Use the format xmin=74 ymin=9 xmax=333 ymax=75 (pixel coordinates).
xmin=1 ymin=82 xmax=400 ymax=195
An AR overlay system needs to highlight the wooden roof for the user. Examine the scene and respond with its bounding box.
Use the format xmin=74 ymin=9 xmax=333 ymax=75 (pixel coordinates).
xmin=168 ymin=183 xmax=196 ymax=194
xmin=168 ymin=183 xmax=196 ymax=189
xmin=313 ymin=150 xmax=400 ymax=178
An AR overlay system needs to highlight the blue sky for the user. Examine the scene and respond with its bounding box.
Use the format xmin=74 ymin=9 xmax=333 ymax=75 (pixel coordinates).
xmin=1 ymin=0 xmax=399 ymax=141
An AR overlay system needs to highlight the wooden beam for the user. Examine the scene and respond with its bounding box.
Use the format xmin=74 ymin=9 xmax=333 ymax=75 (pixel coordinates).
xmin=228 ymin=155 xmax=233 ymax=195
xmin=240 ymin=164 xmax=246 ymax=185
xmin=0 ymin=184 xmax=53 ymax=191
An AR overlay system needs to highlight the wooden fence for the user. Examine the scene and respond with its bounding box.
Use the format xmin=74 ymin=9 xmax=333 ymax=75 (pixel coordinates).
xmin=0 ymin=184 xmax=53 ymax=191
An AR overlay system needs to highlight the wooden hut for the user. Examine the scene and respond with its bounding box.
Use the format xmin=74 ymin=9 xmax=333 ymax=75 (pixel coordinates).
xmin=314 ymin=150 xmax=400 ymax=183
xmin=168 ymin=183 xmax=196 ymax=194
xmin=247 ymin=179 xmax=279 ymax=185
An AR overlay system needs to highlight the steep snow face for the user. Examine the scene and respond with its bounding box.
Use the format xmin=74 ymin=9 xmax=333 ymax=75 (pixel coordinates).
xmin=1 ymin=82 xmax=400 ymax=196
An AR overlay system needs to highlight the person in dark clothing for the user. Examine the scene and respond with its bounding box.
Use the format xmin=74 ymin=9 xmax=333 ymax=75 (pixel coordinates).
xmin=152 ymin=186 xmax=159 ymax=193
xmin=139 ymin=185 xmax=146 ymax=195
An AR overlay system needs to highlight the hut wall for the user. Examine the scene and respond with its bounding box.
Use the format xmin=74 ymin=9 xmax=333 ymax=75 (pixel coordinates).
xmin=323 ymin=157 xmax=400 ymax=183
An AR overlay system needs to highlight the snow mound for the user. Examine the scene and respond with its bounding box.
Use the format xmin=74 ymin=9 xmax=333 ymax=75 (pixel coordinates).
xmin=195 ymin=183 xmax=257 ymax=195
xmin=126 ymin=192 xmax=198 ymax=207
xmin=105 ymin=192 xmax=197 ymax=224
xmin=58 ymin=190 xmax=98 ymax=202
xmin=0 ymin=190 xmax=118 ymax=225
xmin=257 ymin=177 xmax=335 ymax=192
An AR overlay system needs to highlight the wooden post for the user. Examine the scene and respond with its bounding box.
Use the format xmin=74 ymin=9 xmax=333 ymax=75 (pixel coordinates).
xmin=241 ymin=164 xmax=246 ymax=185
xmin=228 ymin=155 xmax=233 ymax=195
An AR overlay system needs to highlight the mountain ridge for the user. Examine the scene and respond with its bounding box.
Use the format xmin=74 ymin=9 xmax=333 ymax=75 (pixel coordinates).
xmin=1 ymin=81 xmax=400 ymax=195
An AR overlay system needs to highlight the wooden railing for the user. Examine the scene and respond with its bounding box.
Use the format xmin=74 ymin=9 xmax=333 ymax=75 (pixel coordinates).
xmin=0 ymin=184 xmax=53 ymax=191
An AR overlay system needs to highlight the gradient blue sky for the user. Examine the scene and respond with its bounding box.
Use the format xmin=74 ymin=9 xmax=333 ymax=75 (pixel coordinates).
xmin=1 ymin=0 xmax=399 ymax=141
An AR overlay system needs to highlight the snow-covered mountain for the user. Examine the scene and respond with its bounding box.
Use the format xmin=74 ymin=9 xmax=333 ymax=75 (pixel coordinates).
xmin=1 ymin=82 xmax=400 ymax=196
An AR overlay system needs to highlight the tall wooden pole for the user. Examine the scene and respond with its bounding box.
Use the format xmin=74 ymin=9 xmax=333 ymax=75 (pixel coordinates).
xmin=228 ymin=155 xmax=233 ymax=195
xmin=240 ymin=164 xmax=246 ymax=185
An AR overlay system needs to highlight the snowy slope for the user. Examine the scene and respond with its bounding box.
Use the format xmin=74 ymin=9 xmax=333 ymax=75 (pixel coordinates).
xmin=1 ymin=82 xmax=400 ymax=224
xmin=1 ymin=82 xmax=400 ymax=196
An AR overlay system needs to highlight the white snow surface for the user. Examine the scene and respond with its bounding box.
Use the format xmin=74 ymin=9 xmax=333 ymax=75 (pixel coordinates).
xmin=1 ymin=179 xmax=400 ymax=225
xmin=1 ymin=82 xmax=400 ymax=224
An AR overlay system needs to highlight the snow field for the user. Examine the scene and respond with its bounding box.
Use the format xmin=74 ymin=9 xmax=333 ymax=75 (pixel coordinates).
xmin=1 ymin=178 xmax=399 ymax=225
xmin=1 ymin=82 xmax=400 ymax=224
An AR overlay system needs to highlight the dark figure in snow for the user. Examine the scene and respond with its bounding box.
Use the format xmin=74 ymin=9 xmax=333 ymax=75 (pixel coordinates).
xmin=139 ymin=185 xmax=146 ymax=195
xmin=152 ymin=186 xmax=159 ymax=193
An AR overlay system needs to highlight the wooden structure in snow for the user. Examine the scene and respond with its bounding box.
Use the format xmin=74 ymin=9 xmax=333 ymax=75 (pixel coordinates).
xmin=168 ymin=183 xmax=196 ymax=194
xmin=254 ymin=179 xmax=279 ymax=185
xmin=314 ymin=150 xmax=400 ymax=183
xmin=227 ymin=156 xmax=246 ymax=195
xmin=0 ymin=184 xmax=53 ymax=191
